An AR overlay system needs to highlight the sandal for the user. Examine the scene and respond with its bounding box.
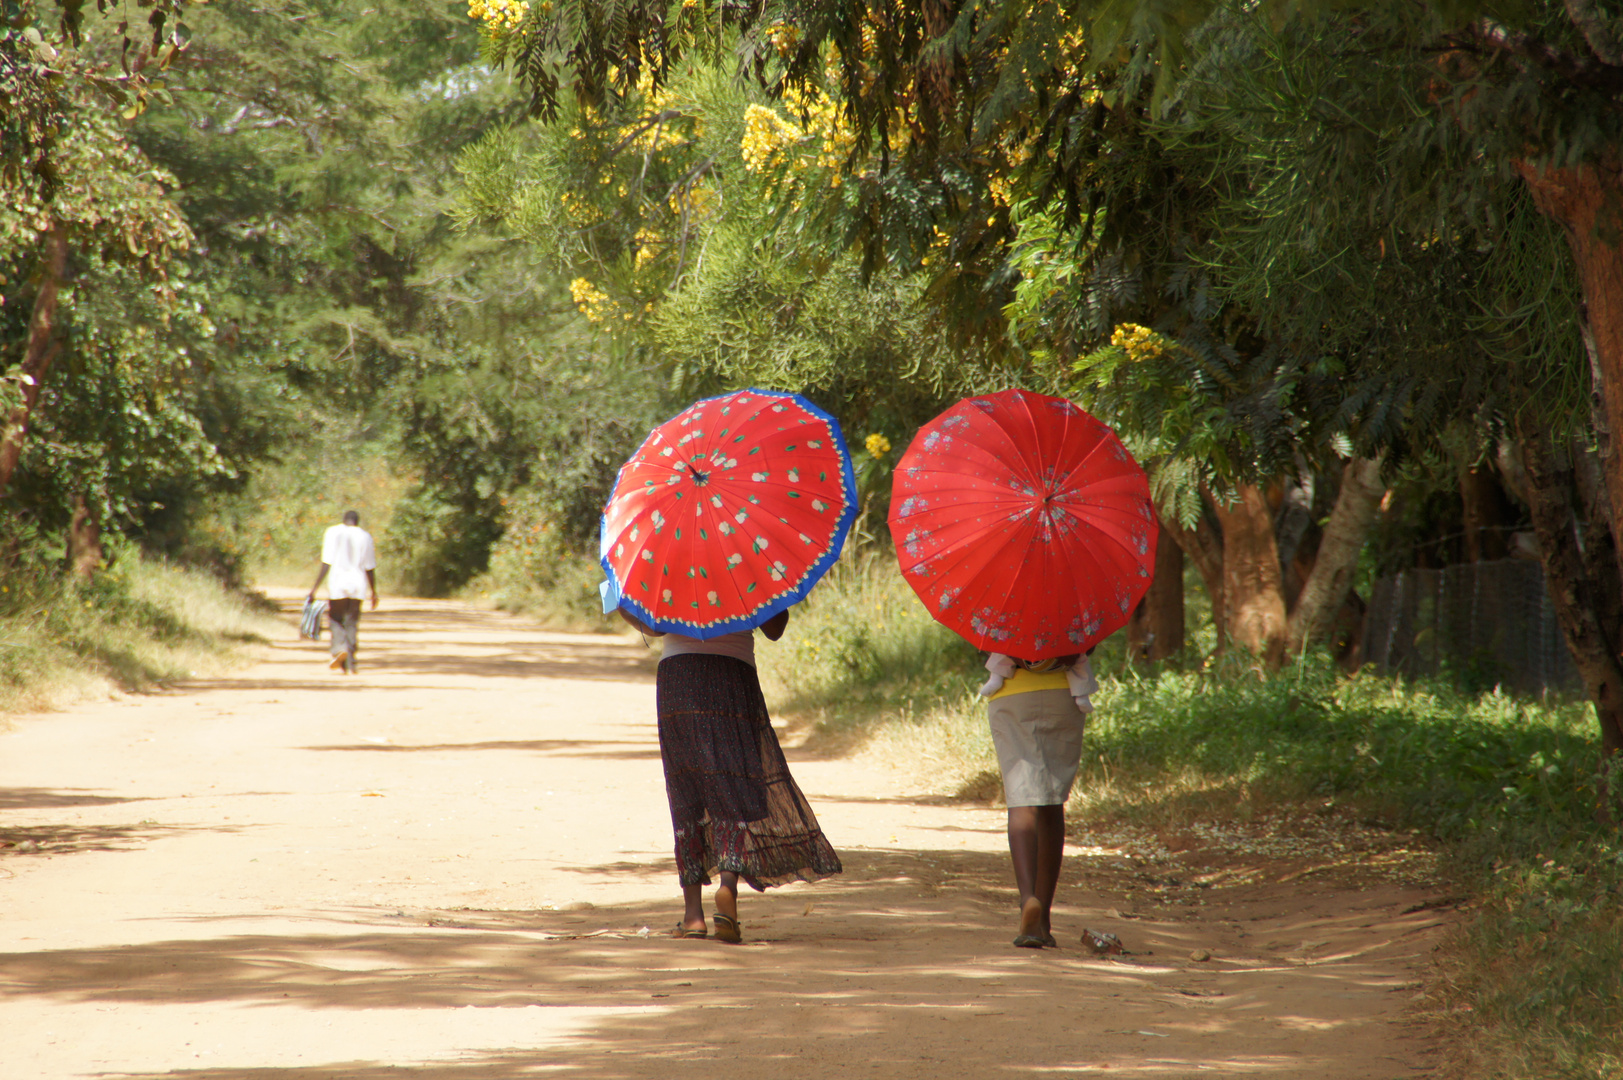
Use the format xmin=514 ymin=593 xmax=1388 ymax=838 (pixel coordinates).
xmin=1013 ymin=932 xmax=1048 ymax=948
xmin=712 ymin=913 xmax=743 ymax=943
xmin=671 ymin=924 xmax=708 ymax=939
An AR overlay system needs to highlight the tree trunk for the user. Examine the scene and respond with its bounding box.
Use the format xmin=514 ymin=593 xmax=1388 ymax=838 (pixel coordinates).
xmin=1126 ymin=519 xmax=1185 ymax=662
xmin=1515 ymin=160 xmax=1623 ymax=575
xmin=0 ymin=223 xmax=68 ymax=495
xmin=1519 ymin=417 xmax=1623 ymax=819
xmin=1460 ymin=462 xmax=1516 ymax=562
xmin=1274 ymin=466 xmax=1315 ymax=571
xmin=66 ymin=493 xmax=103 ymax=579
xmin=1210 ymin=483 xmax=1287 ymax=668
xmin=1286 ymin=456 xmax=1386 ymax=656
xmin=1160 ymin=503 xmax=1224 ymax=649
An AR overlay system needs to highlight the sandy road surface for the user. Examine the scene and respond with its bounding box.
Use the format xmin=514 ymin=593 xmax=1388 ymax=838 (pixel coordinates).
xmin=0 ymin=596 xmax=1450 ymax=1078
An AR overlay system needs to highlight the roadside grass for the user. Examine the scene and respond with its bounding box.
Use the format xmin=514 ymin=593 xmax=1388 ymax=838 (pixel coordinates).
xmin=0 ymin=555 xmax=285 ymax=715
xmin=463 ymin=496 xmax=614 ymax=631
xmin=754 ymin=557 xmax=1623 ymax=1080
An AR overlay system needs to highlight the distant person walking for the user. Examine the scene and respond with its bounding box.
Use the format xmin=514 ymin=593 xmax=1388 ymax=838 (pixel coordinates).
xmin=979 ymin=649 xmax=1098 ymax=948
xmin=308 ymin=510 xmax=377 ymax=675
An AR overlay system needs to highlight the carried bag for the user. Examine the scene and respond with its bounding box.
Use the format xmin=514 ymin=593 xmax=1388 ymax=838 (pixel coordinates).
xmin=300 ymin=598 xmax=327 ymax=641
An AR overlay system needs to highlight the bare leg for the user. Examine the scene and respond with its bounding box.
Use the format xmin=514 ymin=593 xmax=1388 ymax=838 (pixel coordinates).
xmin=678 ymin=870 xmax=741 ymax=937
xmin=715 ymin=870 xmax=739 ymax=922
xmin=1034 ymin=804 xmax=1065 ymax=940
xmin=679 ymin=883 xmax=706 ymax=933
xmin=711 ymin=870 xmax=742 ymax=941
xmin=1009 ymin=804 xmax=1065 ymax=945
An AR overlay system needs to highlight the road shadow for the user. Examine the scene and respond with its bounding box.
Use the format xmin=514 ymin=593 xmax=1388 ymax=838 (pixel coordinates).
xmin=0 ymin=820 xmax=246 ymax=859
xmin=366 ymin=650 xmax=656 ymax=683
xmin=0 ymin=787 xmax=153 ymax=811
xmin=223 ymin=602 xmax=659 ymax=686
xmin=301 ymin=739 xmax=659 ymax=760
xmin=10 ymin=843 xmax=1447 ymax=1080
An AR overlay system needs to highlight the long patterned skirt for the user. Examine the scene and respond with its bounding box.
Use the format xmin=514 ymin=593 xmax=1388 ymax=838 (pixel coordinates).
xmin=656 ymin=652 xmax=842 ymax=891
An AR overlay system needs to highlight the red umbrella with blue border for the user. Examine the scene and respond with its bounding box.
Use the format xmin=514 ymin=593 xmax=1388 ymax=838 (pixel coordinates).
xmin=599 ymin=389 xmax=859 ymax=636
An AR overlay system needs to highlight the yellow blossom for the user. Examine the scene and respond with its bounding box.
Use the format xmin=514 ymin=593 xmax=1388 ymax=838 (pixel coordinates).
xmin=633 ymin=227 xmax=660 ymax=270
xmin=740 ymin=104 xmax=803 ymax=172
xmin=1110 ymin=323 xmax=1170 ymax=363
xmin=467 ymin=0 xmax=528 ymax=33
xmin=865 ymin=433 xmax=891 ymax=458
xmin=768 ymin=21 xmax=800 ymax=58
xmin=570 ymin=277 xmax=611 ymax=323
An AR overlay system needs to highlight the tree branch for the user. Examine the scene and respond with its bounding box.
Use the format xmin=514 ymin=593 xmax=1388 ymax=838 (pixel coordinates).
xmin=606 ymin=109 xmax=686 ymax=159
xmin=1449 ymin=18 xmax=1623 ymax=93
xmin=1565 ymin=0 xmax=1623 ymax=66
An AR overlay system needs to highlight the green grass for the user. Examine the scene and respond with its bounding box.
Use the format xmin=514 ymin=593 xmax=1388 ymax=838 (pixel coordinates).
xmin=751 ymin=557 xmax=1623 ymax=1080
xmin=0 ymin=554 xmax=285 ymax=714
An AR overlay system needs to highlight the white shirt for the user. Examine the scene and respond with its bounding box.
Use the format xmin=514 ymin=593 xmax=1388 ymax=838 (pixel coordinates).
xmin=321 ymin=523 xmax=377 ymax=599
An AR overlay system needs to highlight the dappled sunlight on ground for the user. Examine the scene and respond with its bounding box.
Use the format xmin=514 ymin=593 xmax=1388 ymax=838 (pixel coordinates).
xmin=0 ymin=595 xmax=1447 ymax=1079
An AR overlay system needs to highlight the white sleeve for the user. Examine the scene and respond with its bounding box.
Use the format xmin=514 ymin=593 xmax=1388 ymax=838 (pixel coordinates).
xmin=978 ymin=653 xmax=1016 ymax=697
xmin=1066 ymin=655 xmax=1099 ymax=714
xmin=320 ymin=526 xmax=338 ymax=564
xmin=362 ymin=531 xmax=378 ymax=572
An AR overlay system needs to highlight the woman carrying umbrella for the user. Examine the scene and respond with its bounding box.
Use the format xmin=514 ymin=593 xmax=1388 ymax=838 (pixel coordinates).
xmin=601 ymin=389 xmax=854 ymax=942
xmin=977 ymin=650 xmax=1099 ymax=946
xmin=890 ymin=389 xmax=1156 ymax=948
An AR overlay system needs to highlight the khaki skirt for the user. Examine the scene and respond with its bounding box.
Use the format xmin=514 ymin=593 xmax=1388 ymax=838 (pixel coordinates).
xmin=988 ymin=688 xmax=1088 ymax=807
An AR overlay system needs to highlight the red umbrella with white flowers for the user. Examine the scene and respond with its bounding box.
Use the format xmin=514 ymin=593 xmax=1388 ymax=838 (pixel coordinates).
xmin=888 ymin=388 xmax=1156 ymax=658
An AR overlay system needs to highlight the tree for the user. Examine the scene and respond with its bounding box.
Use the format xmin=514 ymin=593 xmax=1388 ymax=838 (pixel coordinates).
xmin=453 ymin=48 xmax=986 ymax=529
xmin=2 ymin=12 xmax=209 ymax=559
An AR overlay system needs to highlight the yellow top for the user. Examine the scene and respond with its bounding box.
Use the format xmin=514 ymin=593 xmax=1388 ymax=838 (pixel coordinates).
xmin=988 ymin=667 xmax=1071 ymax=700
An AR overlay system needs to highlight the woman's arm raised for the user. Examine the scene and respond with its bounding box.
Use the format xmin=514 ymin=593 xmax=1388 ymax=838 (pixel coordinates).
xmin=618 ymin=609 xmax=663 ymax=637
xmin=761 ymin=609 xmax=790 ymax=641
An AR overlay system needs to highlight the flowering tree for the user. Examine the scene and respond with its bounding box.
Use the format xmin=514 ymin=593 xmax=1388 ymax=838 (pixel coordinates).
xmin=453 ymin=31 xmax=983 ymax=488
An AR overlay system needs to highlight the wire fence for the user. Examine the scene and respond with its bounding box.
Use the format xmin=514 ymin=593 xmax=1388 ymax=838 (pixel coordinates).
xmin=1361 ymin=558 xmax=1582 ymax=696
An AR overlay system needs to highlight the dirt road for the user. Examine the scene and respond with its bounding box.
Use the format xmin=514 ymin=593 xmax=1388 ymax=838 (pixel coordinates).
xmin=1 ymin=596 xmax=1450 ymax=1078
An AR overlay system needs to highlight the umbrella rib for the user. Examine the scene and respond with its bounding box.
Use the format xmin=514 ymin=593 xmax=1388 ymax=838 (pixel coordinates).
xmin=893 ymin=509 xmax=1036 ymax=576
xmin=963 ymin=513 xmax=1047 ymax=658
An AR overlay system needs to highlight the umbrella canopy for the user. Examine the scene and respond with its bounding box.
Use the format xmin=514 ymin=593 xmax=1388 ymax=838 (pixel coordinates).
xmin=600 ymin=388 xmax=858 ymax=638
xmin=888 ymin=388 xmax=1156 ymax=659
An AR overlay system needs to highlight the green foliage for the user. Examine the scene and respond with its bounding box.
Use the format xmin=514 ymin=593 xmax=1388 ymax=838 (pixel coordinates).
xmin=114 ymin=0 xmax=624 ymax=587
xmin=3 ymin=252 xmax=235 ymax=528
xmin=470 ymin=490 xmax=615 ymax=628
xmin=189 ymin=421 xmax=411 ymax=588
xmin=0 ymin=99 xmax=192 ymax=278
xmin=756 ymin=553 xmax=983 ymax=727
xmin=454 ymin=51 xmax=984 ymax=542
xmin=1165 ymin=8 xmax=1590 ymax=429
xmin=1447 ymin=840 xmax=1623 ymax=1078
xmin=654 ymin=240 xmax=981 ymax=435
